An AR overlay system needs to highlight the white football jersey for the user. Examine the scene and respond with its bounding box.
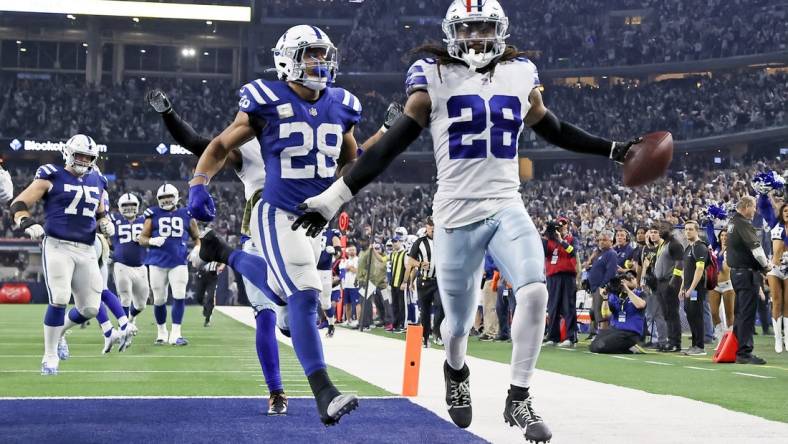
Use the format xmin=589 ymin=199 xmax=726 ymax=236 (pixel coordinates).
xmin=234 ymin=139 xmax=266 ymax=201
xmin=406 ymin=57 xmax=540 ymax=228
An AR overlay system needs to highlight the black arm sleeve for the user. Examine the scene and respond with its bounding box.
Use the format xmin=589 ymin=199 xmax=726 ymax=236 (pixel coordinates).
xmin=530 ymin=109 xmax=613 ymax=158
xmin=162 ymin=110 xmax=211 ymax=156
xmin=344 ymin=115 xmax=423 ymax=194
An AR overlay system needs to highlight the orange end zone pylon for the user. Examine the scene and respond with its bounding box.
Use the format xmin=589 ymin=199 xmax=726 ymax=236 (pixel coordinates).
xmin=402 ymin=324 xmax=424 ymax=396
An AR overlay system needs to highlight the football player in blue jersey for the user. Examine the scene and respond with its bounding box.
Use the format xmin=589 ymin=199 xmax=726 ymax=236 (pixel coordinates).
xmin=138 ymin=183 xmax=201 ymax=346
xmin=187 ymin=25 xmax=362 ymax=425
xmin=317 ymin=228 xmax=343 ymax=337
xmin=110 ymin=193 xmax=150 ymax=334
xmin=10 ymin=134 xmax=115 ymax=375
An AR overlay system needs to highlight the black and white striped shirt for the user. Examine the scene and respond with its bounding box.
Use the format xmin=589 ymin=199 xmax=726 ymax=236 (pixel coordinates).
xmin=409 ymin=236 xmax=436 ymax=280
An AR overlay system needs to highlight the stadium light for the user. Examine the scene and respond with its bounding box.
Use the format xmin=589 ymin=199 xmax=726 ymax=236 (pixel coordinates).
xmin=15 ymin=40 xmax=21 ymax=44
xmin=82 ymin=42 xmax=88 ymax=47
xmin=0 ymin=0 xmax=251 ymax=22
xmin=19 ymin=47 xmax=27 ymax=52
xmin=132 ymin=17 xmax=139 ymax=23
xmin=66 ymin=14 xmax=76 ymax=20
xmin=181 ymin=47 xmax=196 ymax=57
xmin=140 ymin=49 xmax=146 ymax=53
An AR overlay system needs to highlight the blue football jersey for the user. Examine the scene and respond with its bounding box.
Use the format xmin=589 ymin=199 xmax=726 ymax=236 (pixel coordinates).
xmin=110 ymin=213 xmax=147 ymax=267
xmin=238 ymin=79 xmax=362 ymax=214
xmin=36 ymin=164 xmax=107 ymax=245
xmin=317 ymin=228 xmax=341 ymax=270
xmin=143 ymin=206 xmax=193 ymax=268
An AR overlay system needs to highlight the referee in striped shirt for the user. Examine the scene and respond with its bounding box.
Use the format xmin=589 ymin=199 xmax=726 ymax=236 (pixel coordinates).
xmin=407 ymin=217 xmax=444 ymax=347
xmin=194 ymin=261 xmax=225 ymax=327
xmin=388 ymin=234 xmax=409 ymax=332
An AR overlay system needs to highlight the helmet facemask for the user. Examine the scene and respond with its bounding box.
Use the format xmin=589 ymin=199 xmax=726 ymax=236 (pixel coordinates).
xmin=443 ymin=17 xmax=509 ymax=70
xmin=278 ymin=43 xmax=338 ymax=92
xmin=158 ymin=195 xmax=177 ymax=211
xmin=120 ymin=203 xmax=139 ymax=219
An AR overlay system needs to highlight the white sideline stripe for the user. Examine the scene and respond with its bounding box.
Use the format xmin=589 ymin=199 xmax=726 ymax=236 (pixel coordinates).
xmin=733 ymin=372 xmax=776 ymax=380
xmin=609 ymin=355 xmax=637 ymax=361
xmin=644 ymin=360 xmax=674 ymax=366
xmin=217 ymin=306 xmax=788 ymax=443
xmin=0 ymin=395 xmax=395 ymax=400
xmin=685 ymin=366 xmax=716 ymax=371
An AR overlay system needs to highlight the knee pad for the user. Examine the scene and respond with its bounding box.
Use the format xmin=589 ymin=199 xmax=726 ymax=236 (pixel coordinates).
xmin=80 ymin=306 xmax=99 ymax=319
xmin=515 ymin=282 xmax=548 ymax=307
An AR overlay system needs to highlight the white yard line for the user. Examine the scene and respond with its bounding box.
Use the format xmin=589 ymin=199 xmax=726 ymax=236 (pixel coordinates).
xmin=685 ymin=366 xmax=716 ymax=371
xmin=643 ymin=360 xmax=674 ymax=366
xmin=733 ymin=372 xmax=776 ymax=380
xmin=219 ymin=306 xmax=788 ymax=444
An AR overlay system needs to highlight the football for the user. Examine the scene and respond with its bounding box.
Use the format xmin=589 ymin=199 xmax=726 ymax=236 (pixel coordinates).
xmin=622 ymin=131 xmax=674 ymax=187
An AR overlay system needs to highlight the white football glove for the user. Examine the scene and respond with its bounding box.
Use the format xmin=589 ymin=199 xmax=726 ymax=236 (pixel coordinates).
xmin=19 ymin=218 xmax=45 ymax=240
xmin=292 ymin=177 xmax=354 ymax=237
xmin=325 ymin=245 xmax=336 ymax=255
xmin=98 ymin=217 xmax=115 ymax=237
xmin=148 ymin=236 xmax=167 ymax=247
xmin=0 ymin=168 xmax=13 ymax=204
xmin=189 ymin=245 xmax=205 ymax=269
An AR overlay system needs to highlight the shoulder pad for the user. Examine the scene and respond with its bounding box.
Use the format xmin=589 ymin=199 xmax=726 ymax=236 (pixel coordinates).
xmin=238 ymin=79 xmax=282 ymax=115
xmin=143 ymin=208 xmax=156 ymax=219
xmin=35 ymin=164 xmax=58 ymax=181
xmin=405 ymin=59 xmax=434 ymax=95
xmin=334 ymin=88 xmax=362 ymax=114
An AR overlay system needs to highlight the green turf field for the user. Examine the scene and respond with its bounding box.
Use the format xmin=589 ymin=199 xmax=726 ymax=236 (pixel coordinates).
xmin=364 ymin=324 xmax=788 ymax=423
xmin=0 ymin=305 xmax=388 ymax=398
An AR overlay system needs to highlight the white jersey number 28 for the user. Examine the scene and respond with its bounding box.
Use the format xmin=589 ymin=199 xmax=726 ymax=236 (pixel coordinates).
xmin=279 ymin=122 xmax=343 ymax=180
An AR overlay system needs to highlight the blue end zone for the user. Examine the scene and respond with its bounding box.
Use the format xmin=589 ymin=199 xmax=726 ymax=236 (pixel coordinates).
xmin=0 ymin=398 xmax=487 ymax=444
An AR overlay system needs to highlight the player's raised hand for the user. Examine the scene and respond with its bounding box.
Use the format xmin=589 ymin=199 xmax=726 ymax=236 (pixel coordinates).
xmin=609 ymin=137 xmax=643 ymax=164
xmin=292 ymin=178 xmax=354 ymax=237
xmin=19 ymin=217 xmax=44 ymax=240
xmin=188 ymin=184 xmax=216 ymax=222
xmin=146 ymin=89 xmax=172 ymax=114
xmin=383 ymin=102 xmax=404 ymax=131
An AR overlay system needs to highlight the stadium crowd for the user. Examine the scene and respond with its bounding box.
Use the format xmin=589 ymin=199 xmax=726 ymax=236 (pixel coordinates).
xmin=263 ymin=0 xmax=787 ymax=70
xmin=2 ymin=70 xmax=786 ymax=148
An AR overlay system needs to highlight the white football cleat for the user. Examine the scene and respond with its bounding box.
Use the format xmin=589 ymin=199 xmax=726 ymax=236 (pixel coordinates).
xmin=102 ymin=329 xmax=121 ymax=354
xmin=118 ymin=328 xmax=133 ymax=352
xmin=40 ymin=356 xmax=59 ymax=376
xmin=127 ymin=323 xmax=139 ymax=336
xmin=155 ymin=328 xmax=169 ymax=345
xmin=57 ymin=336 xmax=70 ymax=360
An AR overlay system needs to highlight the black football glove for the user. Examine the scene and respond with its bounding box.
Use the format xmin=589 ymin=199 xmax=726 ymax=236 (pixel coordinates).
xmin=610 ymin=137 xmax=644 ymax=164
xmin=383 ymin=102 xmax=404 ymax=130
xmin=146 ymin=89 xmax=172 ymax=114
xmin=292 ymin=206 xmax=329 ymax=238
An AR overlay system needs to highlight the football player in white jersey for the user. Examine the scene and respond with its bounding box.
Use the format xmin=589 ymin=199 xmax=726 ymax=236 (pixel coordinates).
xmin=0 ymin=164 xmax=13 ymax=204
xmin=293 ymin=1 xmax=649 ymax=442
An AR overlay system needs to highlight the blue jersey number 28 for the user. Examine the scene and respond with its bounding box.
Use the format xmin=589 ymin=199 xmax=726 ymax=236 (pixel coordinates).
xmin=447 ymin=94 xmax=522 ymax=160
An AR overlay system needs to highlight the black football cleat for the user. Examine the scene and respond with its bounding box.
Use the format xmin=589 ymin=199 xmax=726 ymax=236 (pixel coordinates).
xmin=319 ymin=392 xmax=358 ymax=426
xmin=199 ymin=230 xmax=233 ymax=264
xmin=267 ymin=392 xmax=288 ymax=416
xmin=443 ymin=361 xmax=472 ymax=428
xmin=504 ymin=387 xmax=552 ymax=443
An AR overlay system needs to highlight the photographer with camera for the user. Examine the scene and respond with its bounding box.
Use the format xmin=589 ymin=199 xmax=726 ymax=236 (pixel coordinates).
xmin=543 ymin=217 xmax=578 ymax=347
xmin=589 ymin=271 xmax=647 ymax=354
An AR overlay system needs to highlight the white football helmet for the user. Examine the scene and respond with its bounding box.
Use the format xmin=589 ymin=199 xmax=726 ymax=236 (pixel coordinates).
xmin=443 ymin=0 xmax=510 ymax=70
xmin=118 ymin=193 xmax=140 ymax=219
xmin=272 ymin=25 xmax=338 ymax=91
xmin=156 ymin=184 xmax=179 ymax=211
xmin=64 ymin=134 xmax=99 ymax=176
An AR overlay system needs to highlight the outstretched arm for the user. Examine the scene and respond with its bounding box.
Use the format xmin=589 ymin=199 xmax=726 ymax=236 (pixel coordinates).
xmin=703 ymin=220 xmax=720 ymax=251
xmin=525 ymin=88 xmax=640 ymax=163
xmin=292 ymin=92 xmax=430 ymax=236
xmin=757 ymin=193 xmax=777 ymax=228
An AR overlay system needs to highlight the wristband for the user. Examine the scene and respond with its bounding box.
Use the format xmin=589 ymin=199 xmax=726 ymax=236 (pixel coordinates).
xmin=379 ymin=124 xmax=388 ymax=134
xmin=192 ymin=173 xmax=211 ymax=184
